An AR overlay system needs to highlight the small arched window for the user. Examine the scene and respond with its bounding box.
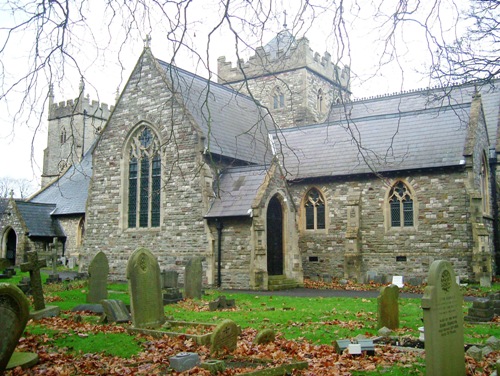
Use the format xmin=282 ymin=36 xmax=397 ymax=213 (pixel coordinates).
xmin=273 ymin=87 xmax=285 ymax=109
xmin=304 ymin=188 xmax=326 ymax=230
xmin=126 ymin=126 xmax=162 ymax=228
xmin=317 ymin=89 xmax=324 ymax=113
xmin=60 ymin=128 xmax=67 ymax=144
xmin=389 ymin=181 xmax=414 ymax=228
xmin=480 ymin=153 xmax=490 ymax=214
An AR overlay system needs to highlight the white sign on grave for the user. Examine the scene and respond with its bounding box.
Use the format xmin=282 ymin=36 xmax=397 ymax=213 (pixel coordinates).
xmin=391 ymin=276 xmax=404 ymax=288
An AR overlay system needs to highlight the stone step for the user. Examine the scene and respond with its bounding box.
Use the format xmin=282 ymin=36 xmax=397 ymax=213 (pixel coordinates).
xmin=268 ymin=275 xmax=302 ymax=291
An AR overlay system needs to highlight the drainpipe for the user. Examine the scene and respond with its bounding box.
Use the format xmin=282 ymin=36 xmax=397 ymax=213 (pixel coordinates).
xmin=216 ymin=219 xmax=223 ymax=287
xmin=489 ymin=148 xmax=499 ymax=274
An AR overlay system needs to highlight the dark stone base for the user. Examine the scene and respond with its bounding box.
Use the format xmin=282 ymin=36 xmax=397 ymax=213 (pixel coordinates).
xmin=29 ymin=305 xmax=60 ymax=320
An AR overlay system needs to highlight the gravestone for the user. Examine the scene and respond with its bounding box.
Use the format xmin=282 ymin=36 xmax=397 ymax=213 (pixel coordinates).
xmin=421 ymin=260 xmax=465 ymax=376
xmin=46 ymin=238 xmax=61 ymax=284
xmin=161 ymin=270 xmax=183 ymax=305
xmin=0 ymin=283 xmax=38 ymax=373
xmin=86 ymin=251 xmax=109 ymax=303
xmin=20 ymin=252 xmax=60 ymax=319
xmin=126 ymin=247 xmax=165 ymax=328
xmin=101 ymin=299 xmax=131 ymax=323
xmin=210 ymin=319 xmax=239 ymax=355
xmin=377 ymin=284 xmax=399 ymax=329
xmin=208 ymin=295 xmax=236 ymax=311
xmin=465 ymin=297 xmax=494 ymax=322
xmin=184 ymin=257 xmax=202 ymax=299
xmin=254 ymin=328 xmax=276 ymax=345
xmin=391 ymin=275 xmax=404 ymax=288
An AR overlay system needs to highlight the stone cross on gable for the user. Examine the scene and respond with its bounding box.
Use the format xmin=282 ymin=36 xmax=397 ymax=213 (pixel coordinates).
xmin=144 ymin=34 xmax=152 ymax=48
xmin=21 ymin=251 xmax=47 ymax=311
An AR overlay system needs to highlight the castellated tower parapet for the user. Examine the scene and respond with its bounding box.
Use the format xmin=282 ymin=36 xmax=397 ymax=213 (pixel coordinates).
xmin=42 ymin=81 xmax=113 ymax=188
xmin=217 ymin=34 xmax=350 ymax=128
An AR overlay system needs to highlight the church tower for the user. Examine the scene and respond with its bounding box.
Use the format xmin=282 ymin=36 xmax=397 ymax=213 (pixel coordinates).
xmin=217 ymin=30 xmax=351 ymax=128
xmin=41 ymin=79 xmax=112 ymax=187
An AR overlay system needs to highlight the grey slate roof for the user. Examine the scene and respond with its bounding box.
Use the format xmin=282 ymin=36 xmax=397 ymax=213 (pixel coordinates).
xmin=0 ymin=198 xmax=8 ymax=215
xmin=205 ymin=165 xmax=270 ymax=218
xmin=15 ymin=201 xmax=65 ymax=237
xmin=275 ymin=102 xmax=472 ymax=180
xmin=263 ymin=30 xmax=297 ymax=60
xmin=30 ymin=147 xmax=92 ymax=215
xmin=158 ymin=59 xmax=275 ymax=166
xmin=328 ymin=81 xmax=500 ymax=148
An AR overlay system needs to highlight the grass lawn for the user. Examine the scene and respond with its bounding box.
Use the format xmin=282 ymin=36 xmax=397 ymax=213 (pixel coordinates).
xmin=3 ymin=268 xmax=500 ymax=375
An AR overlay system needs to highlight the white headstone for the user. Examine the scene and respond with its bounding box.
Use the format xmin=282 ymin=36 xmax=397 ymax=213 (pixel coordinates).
xmin=391 ymin=276 xmax=404 ymax=288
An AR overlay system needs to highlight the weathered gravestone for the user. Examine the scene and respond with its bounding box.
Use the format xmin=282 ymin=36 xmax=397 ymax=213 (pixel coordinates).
xmin=126 ymin=247 xmax=165 ymax=328
xmin=184 ymin=256 xmax=202 ymax=299
xmin=0 ymin=283 xmax=38 ymax=373
xmin=421 ymin=260 xmax=465 ymax=376
xmin=208 ymin=295 xmax=236 ymax=311
xmin=101 ymin=299 xmax=131 ymax=323
xmin=210 ymin=319 xmax=239 ymax=355
xmin=161 ymin=270 xmax=183 ymax=305
xmin=20 ymin=251 xmax=60 ymax=319
xmin=86 ymin=251 xmax=109 ymax=303
xmin=377 ymin=284 xmax=399 ymax=329
xmin=45 ymin=239 xmax=61 ymax=284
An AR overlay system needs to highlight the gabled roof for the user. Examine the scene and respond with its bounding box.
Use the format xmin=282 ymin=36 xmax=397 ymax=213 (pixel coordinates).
xmin=205 ymin=165 xmax=270 ymax=218
xmin=275 ymin=101 xmax=473 ymax=180
xmin=263 ymin=30 xmax=297 ymax=60
xmin=328 ymin=81 xmax=500 ymax=148
xmin=157 ymin=58 xmax=275 ymax=166
xmin=0 ymin=198 xmax=8 ymax=215
xmin=30 ymin=146 xmax=93 ymax=215
xmin=15 ymin=201 xmax=65 ymax=238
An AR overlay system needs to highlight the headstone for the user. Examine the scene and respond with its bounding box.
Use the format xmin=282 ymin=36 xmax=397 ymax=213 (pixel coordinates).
xmin=465 ymin=297 xmax=494 ymax=322
xmin=101 ymin=299 xmax=131 ymax=323
xmin=421 ymin=260 xmax=465 ymax=376
xmin=68 ymin=257 xmax=76 ymax=269
xmin=71 ymin=304 xmax=104 ymax=314
xmin=254 ymin=328 xmax=276 ymax=345
xmin=391 ymin=275 xmax=404 ymax=288
xmin=86 ymin=251 xmax=109 ymax=303
xmin=20 ymin=252 xmax=46 ymax=311
xmin=184 ymin=257 xmax=202 ymax=299
xmin=200 ymin=360 xmax=226 ymax=374
xmin=169 ymin=352 xmax=200 ymax=372
xmin=208 ymin=295 xmax=236 ymax=311
xmin=486 ymin=336 xmax=500 ymax=350
xmin=46 ymin=238 xmax=61 ymax=284
xmin=126 ymin=247 xmax=165 ymax=328
xmin=377 ymin=284 xmax=399 ymax=329
xmin=210 ymin=319 xmax=239 ymax=355
xmin=0 ymin=283 xmax=37 ymax=373
xmin=161 ymin=270 xmax=182 ymax=305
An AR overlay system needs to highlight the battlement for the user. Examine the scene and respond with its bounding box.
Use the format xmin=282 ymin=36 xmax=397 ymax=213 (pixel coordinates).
xmin=49 ymin=94 xmax=113 ymax=121
xmin=217 ymin=36 xmax=350 ymax=90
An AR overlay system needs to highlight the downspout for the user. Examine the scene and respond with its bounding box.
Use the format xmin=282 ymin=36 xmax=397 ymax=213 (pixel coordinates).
xmin=216 ymin=219 xmax=223 ymax=287
xmin=489 ymin=148 xmax=500 ymax=274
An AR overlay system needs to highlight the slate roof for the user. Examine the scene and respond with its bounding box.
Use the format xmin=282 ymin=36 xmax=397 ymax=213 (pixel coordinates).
xmin=15 ymin=201 xmax=65 ymax=237
xmin=30 ymin=146 xmax=93 ymax=215
xmin=158 ymin=59 xmax=275 ymax=166
xmin=275 ymin=101 xmax=473 ymax=180
xmin=263 ymin=30 xmax=297 ymax=60
xmin=328 ymin=81 xmax=500 ymax=148
xmin=0 ymin=198 xmax=8 ymax=215
xmin=205 ymin=165 xmax=270 ymax=218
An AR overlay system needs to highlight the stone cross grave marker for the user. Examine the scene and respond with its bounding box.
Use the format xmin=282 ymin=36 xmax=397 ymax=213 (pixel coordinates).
xmin=377 ymin=284 xmax=399 ymax=329
xmin=184 ymin=256 xmax=202 ymax=299
xmin=422 ymin=260 xmax=465 ymax=376
xmin=126 ymin=247 xmax=165 ymax=329
xmin=0 ymin=283 xmax=36 ymax=373
xmin=86 ymin=251 xmax=109 ymax=304
xmin=20 ymin=251 xmax=47 ymax=311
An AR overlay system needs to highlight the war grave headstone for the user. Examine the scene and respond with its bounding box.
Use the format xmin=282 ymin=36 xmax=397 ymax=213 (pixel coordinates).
xmin=161 ymin=270 xmax=183 ymax=304
xmin=20 ymin=251 xmax=60 ymax=320
xmin=86 ymin=251 xmax=109 ymax=304
xmin=126 ymin=247 xmax=165 ymax=328
xmin=421 ymin=260 xmax=465 ymax=376
xmin=0 ymin=283 xmax=38 ymax=373
xmin=377 ymin=284 xmax=399 ymax=329
xmin=184 ymin=256 xmax=202 ymax=299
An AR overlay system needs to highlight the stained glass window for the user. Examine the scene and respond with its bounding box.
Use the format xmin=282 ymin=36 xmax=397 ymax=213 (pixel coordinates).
xmin=389 ymin=181 xmax=414 ymax=228
xmin=304 ymin=188 xmax=326 ymax=230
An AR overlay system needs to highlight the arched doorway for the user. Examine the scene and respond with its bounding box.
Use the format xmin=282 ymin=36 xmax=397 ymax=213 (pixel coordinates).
xmin=5 ymin=228 xmax=17 ymax=265
xmin=267 ymin=195 xmax=283 ymax=276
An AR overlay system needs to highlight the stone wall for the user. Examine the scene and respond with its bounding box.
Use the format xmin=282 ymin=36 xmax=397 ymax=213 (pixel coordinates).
xmin=290 ymin=169 xmax=486 ymax=282
xmin=57 ymin=216 xmax=83 ymax=259
xmin=83 ymin=49 xmax=214 ymax=283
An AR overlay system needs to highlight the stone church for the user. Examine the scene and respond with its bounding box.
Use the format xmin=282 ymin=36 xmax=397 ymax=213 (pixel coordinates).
xmin=1 ymin=31 xmax=499 ymax=289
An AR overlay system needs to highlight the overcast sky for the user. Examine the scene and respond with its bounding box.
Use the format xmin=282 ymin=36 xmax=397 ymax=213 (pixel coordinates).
xmin=0 ymin=0 xmax=468 ymax=191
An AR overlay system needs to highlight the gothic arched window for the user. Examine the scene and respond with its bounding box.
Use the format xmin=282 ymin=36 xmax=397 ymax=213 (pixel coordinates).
xmin=272 ymin=86 xmax=285 ymax=109
xmin=126 ymin=126 xmax=162 ymax=228
xmin=388 ymin=181 xmax=414 ymax=228
xmin=304 ymin=188 xmax=326 ymax=230
xmin=60 ymin=128 xmax=67 ymax=144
